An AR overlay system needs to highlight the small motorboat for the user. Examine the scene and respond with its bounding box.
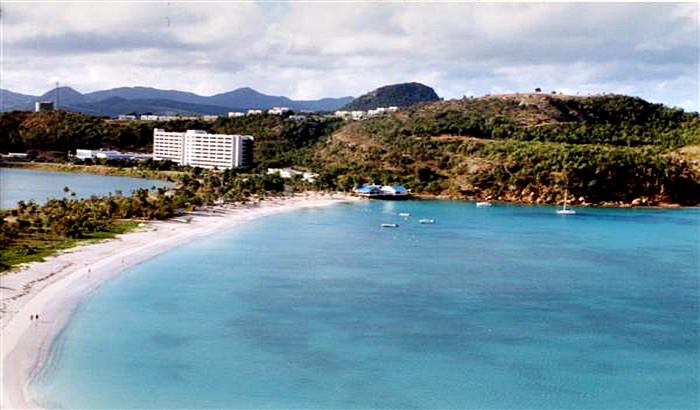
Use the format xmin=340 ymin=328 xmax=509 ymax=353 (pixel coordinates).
xmin=398 ymin=212 xmax=411 ymax=217
xmin=381 ymin=223 xmax=399 ymax=228
xmin=418 ymin=219 xmax=436 ymax=224
xmin=476 ymin=201 xmax=492 ymax=207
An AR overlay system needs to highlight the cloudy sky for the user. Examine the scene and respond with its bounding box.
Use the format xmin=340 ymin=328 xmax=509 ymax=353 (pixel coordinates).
xmin=2 ymin=1 xmax=698 ymax=110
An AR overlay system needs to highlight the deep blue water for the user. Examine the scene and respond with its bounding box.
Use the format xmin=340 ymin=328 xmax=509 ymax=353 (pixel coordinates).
xmin=31 ymin=201 xmax=699 ymax=409
xmin=0 ymin=168 xmax=172 ymax=209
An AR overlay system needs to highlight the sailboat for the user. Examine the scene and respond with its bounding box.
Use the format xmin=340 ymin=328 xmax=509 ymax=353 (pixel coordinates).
xmin=556 ymin=191 xmax=576 ymax=215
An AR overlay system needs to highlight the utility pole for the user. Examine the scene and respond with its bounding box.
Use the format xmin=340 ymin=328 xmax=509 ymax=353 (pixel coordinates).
xmin=55 ymin=81 xmax=60 ymax=110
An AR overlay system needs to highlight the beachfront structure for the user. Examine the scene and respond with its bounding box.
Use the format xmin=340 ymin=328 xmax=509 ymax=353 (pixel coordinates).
xmin=153 ymin=129 xmax=254 ymax=169
xmin=75 ymin=149 xmax=152 ymax=161
xmin=354 ymin=184 xmax=410 ymax=199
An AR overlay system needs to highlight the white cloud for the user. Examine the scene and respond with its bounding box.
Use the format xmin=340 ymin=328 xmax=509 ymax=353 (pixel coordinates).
xmin=1 ymin=2 xmax=697 ymax=111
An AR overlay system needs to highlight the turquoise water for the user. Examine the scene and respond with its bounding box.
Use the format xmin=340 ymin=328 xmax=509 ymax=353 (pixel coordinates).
xmin=0 ymin=168 xmax=172 ymax=209
xmin=31 ymin=201 xmax=699 ymax=409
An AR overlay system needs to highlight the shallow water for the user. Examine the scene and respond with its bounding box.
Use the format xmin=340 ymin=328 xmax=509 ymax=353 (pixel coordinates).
xmin=0 ymin=168 xmax=172 ymax=209
xmin=31 ymin=200 xmax=699 ymax=408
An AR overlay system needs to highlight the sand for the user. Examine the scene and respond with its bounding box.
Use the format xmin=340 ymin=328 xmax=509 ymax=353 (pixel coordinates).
xmin=0 ymin=193 xmax=357 ymax=409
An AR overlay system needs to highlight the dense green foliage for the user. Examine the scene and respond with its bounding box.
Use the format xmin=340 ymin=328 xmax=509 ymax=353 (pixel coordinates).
xmin=313 ymin=94 xmax=700 ymax=204
xmin=0 ymin=111 xmax=342 ymax=169
xmin=354 ymin=95 xmax=700 ymax=148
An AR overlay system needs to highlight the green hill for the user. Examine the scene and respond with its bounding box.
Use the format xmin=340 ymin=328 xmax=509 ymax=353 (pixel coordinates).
xmin=342 ymin=82 xmax=440 ymax=111
xmin=313 ymin=93 xmax=700 ymax=206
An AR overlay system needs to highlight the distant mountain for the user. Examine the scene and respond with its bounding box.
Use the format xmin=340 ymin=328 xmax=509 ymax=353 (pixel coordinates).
xmin=73 ymin=97 xmax=239 ymax=117
xmin=343 ymin=82 xmax=440 ymax=111
xmin=40 ymin=86 xmax=89 ymax=106
xmin=208 ymin=87 xmax=353 ymax=112
xmin=84 ymin=87 xmax=209 ymax=105
xmin=0 ymin=86 xmax=354 ymax=116
xmin=0 ymin=89 xmax=38 ymax=111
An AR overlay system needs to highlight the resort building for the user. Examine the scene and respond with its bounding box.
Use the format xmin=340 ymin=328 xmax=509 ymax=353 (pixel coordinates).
xmin=153 ymin=129 xmax=254 ymax=169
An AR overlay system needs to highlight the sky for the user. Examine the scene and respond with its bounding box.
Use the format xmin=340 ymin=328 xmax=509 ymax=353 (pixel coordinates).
xmin=1 ymin=1 xmax=698 ymax=111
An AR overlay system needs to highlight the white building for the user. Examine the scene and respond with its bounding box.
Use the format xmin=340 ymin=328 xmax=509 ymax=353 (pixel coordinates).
xmin=228 ymin=111 xmax=245 ymax=118
xmin=75 ymin=149 xmax=148 ymax=161
xmin=267 ymin=107 xmax=290 ymax=115
xmin=34 ymin=101 xmax=54 ymax=112
xmin=267 ymin=168 xmax=318 ymax=183
xmin=153 ymin=129 xmax=254 ymax=169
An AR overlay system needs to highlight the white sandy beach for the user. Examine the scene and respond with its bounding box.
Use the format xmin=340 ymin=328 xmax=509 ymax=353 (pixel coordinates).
xmin=0 ymin=193 xmax=357 ymax=409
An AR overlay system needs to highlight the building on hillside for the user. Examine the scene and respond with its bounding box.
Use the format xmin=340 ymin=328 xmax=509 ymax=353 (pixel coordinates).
xmin=228 ymin=111 xmax=245 ymax=118
xmin=267 ymin=107 xmax=290 ymax=115
xmin=267 ymin=168 xmax=318 ymax=183
xmin=152 ymin=129 xmax=254 ymax=169
xmin=34 ymin=101 xmax=54 ymax=112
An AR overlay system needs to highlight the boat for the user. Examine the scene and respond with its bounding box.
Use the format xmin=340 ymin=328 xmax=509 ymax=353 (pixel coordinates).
xmin=476 ymin=201 xmax=492 ymax=207
xmin=556 ymin=191 xmax=576 ymax=215
xmin=418 ymin=218 xmax=435 ymax=224
xmin=381 ymin=223 xmax=399 ymax=228
xmin=398 ymin=212 xmax=411 ymax=217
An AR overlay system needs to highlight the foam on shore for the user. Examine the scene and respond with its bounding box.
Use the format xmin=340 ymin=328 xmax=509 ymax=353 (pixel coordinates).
xmin=0 ymin=194 xmax=357 ymax=409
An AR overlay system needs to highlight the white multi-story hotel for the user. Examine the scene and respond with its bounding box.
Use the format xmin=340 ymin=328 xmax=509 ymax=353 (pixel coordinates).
xmin=153 ymin=129 xmax=254 ymax=169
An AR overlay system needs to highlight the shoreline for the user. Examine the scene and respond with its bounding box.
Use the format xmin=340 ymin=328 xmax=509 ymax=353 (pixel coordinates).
xmin=3 ymin=163 xmax=697 ymax=209
xmin=0 ymin=193 xmax=357 ymax=409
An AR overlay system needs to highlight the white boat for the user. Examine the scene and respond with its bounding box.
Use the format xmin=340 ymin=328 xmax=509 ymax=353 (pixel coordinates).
xmin=418 ymin=219 xmax=435 ymax=224
xmin=476 ymin=201 xmax=492 ymax=207
xmin=398 ymin=212 xmax=411 ymax=217
xmin=556 ymin=192 xmax=576 ymax=215
xmin=381 ymin=223 xmax=399 ymax=228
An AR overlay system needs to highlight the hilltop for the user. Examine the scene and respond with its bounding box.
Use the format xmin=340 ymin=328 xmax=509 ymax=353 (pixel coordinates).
xmin=342 ymin=82 xmax=440 ymax=111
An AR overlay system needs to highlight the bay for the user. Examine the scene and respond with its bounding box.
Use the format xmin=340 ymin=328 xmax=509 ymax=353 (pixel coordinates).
xmin=0 ymin=168 xmax=173 ymax=209
xmin=31 ymin=200 xmax=699 ymax=409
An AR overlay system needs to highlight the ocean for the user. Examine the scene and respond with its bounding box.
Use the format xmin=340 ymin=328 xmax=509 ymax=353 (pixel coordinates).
xmin=0 ymin=168 xmax=173 ymax=209
xmin=30 ymin=200 xmax=699 ymax=409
